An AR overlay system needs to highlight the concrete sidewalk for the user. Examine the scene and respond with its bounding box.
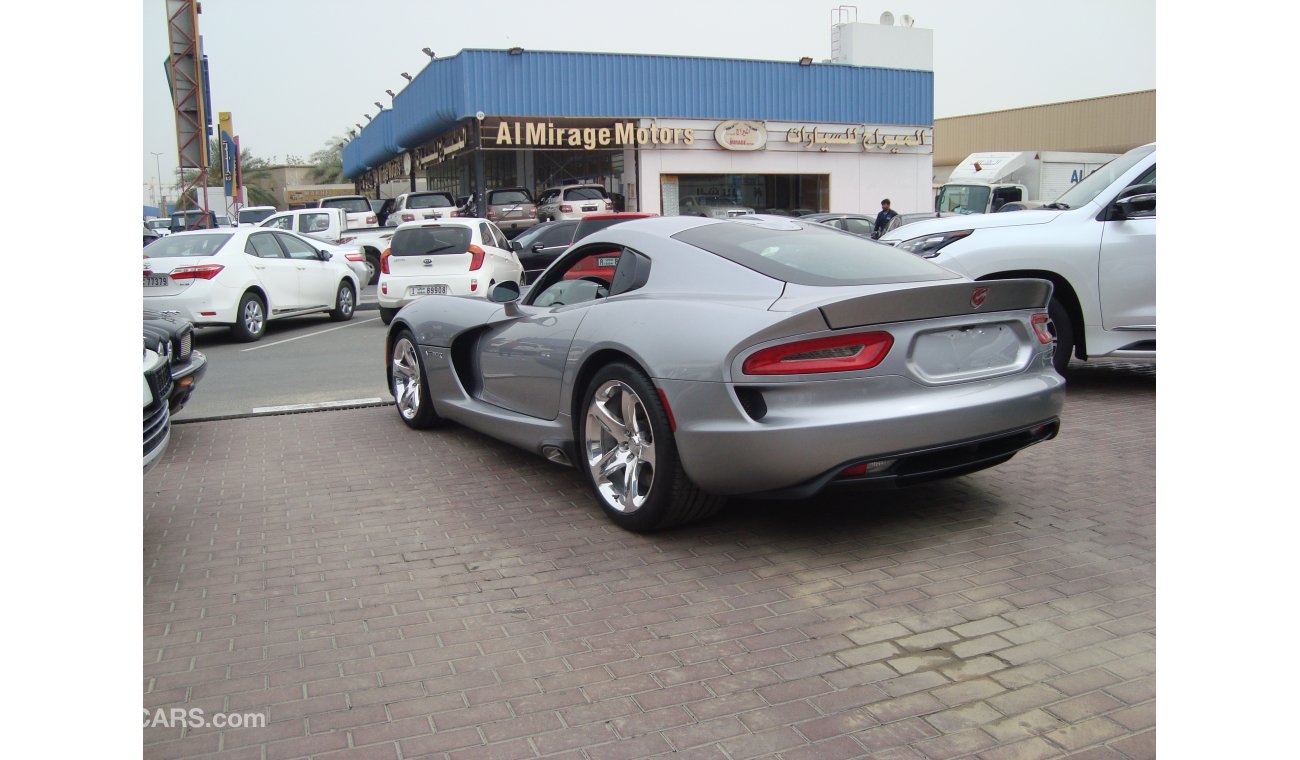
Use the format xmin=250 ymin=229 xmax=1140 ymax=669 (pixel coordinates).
xmin=144 ymin=362 xmax=1155 ymax=760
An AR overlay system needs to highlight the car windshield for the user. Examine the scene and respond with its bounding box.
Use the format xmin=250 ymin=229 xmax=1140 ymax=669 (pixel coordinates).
xmin=1053 ymin=144 xmax=1156 ymax=208
xmin=145 ymin=219 xmax=170 ymax=230
xmin=936 ymin=185 xmax=990 ymax=215
xmin=320 ymin=198 xmax=371 ymax=213
xmin=143 ymin=232 xmax=233 ymax=258
xmin=407 ymin=193 xmax=456 ymax=209
xmin=490 ymin=190 xmax=532 ymax=205
xmin=564 ymin=187 xmax=606 ymax=201
xmin=391 ymin=226 xmax=472 ymax=256
xmin=238 ymin=208 xmax=276 ymax=225
xmin=673 ymin=221 xmax=958 ymax=286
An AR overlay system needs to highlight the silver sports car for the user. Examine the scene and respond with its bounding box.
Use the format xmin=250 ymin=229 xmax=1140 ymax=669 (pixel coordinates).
xmin=385 ymin=216 xmax=1066 ymax=532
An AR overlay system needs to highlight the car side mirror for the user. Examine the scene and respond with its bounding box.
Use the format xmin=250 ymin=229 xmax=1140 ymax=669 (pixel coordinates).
xmin=1113 ymin=183 xmax=1156 ymax=219
xmin=318 ymin=250 xmax=332 ymax=261
xmin=510 ymin=240 xmax=522 ymax=253
xmin=490 ymin=281 xmax=521 ymax=304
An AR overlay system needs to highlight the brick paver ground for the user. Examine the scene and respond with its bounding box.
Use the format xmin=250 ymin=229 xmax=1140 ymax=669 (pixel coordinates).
xmin=144 ymin=362 xmax=1155 ymax=760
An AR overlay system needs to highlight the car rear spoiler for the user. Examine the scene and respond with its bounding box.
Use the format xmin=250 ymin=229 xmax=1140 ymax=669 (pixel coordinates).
xmin=816 ymin=278 xmax=1053 ymax=329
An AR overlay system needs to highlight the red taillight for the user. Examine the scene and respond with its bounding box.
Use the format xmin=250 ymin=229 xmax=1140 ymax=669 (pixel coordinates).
xmin=450 ymin=210 xmax=460 ymax=217
xmin=527 ymin=205 xmax=536 ymax=216
xmin=401 ymin=213 xmax=415 ymax=222
xmin=1031 ymin=313 xmax=1054 ymax=344
xmin=742 ymin=332 xmax=894 ymax=375
xmin=467 ymin=244 xmax=485 ymax=271
xmin=366 ymin=215 xmax=377 ymax=225
xmin=560 ymin=204 xmax=573 ymax=213
xmin=168 ymin=264 xmax=224 ymax=281
xmin=605 ymin=201 xmax=612 ymax=210
xmin=486 ymin=207 xmax=496 ymax=219
xmin=345 ymin=252 xmax=364 ymax=262
xmin=380 ymin=248 xmax=391 ymax=275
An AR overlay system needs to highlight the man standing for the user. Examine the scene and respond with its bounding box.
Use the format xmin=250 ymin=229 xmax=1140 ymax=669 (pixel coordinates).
xmin=873 ymin=198 xmax=899 ymax=239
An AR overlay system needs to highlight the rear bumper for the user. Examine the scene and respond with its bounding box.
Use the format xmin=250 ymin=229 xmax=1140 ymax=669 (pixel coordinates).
xmin=144 ymin=284 xmax=237 ymax=327
xmin=495 ymin=218 xmax=538 ymax=236
xmin=658 ymin=367 xmax=1066 ymax=496
xmin=378 ymin=277 xmax=489 ymax=308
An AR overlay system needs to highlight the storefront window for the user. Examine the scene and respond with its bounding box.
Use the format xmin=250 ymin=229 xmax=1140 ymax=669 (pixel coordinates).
xmin=662 ymin=174 xmax=829 ymax=217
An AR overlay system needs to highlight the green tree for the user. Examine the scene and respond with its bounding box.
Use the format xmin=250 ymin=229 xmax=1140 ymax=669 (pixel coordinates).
xmin=179 ymin=137 xmax=277 ymax=208
xmin=307 ymin=136 xmax=348 ymax=184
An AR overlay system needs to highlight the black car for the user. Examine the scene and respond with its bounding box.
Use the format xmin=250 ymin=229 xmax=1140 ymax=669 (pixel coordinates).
xmin=143 ymin=310 xmax=208 ymax=413
xmin=509 ymin=220 xmax=579 ymax=282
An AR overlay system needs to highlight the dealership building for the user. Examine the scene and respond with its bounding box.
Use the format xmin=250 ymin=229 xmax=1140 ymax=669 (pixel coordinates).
xmin=342 ymin=23 xmax=936 ymax=217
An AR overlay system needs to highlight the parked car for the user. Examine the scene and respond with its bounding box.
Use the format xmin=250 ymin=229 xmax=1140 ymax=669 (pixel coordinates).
xmin=508 ymin=220 xmax=579 ymax=282
xmin=881 ymin=211 xmax=963 ymax=237
xmin=143 ymin=227 xmax=361 ymax=342
xmin=383 ymin=215 xmax=1065 ymax=532
xmin=317 ymin=195 xmax=377 ymax=229
xmin=260 ymin=208 xmax=387 ymax=286
xmin=169 ymin=209 xmax=218 ymax=233
xmin=536 ymin=184 xmax=613 ymax=222
xmin=237 ymin=206 xmax=278 ymax=226
xmin=143 ymin=310 xmax=208 ymax=414
xmin=382 ymin=191 xmax=460 ymax=227
xmin=480 ymin=187 xmax=538 ymax=237
xmin=679 ymin=195 xmax=755 ymax=219
xmin=879 ymin=143 xmax=1157 ymax=374
xmin=143 ymin=346 xmax=172 ymax=474
xmin=377 ymin=218 xmax=524 ymax=325
xmin=799 ymin=212 xmax=881 ymax=239
xmin=145 ymin=218 xmax=172 ymax=237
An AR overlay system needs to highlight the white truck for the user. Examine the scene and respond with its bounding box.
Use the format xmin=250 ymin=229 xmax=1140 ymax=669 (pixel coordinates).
xmin=937 ymin=151 xmax=1118 ymax=215
xmin=880 ymin=143 xmax=1156 ymax=375
xmin=261 ymin=207 xmax=394 ymax=286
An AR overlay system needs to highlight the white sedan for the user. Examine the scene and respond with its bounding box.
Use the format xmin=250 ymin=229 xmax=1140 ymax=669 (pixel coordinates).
xmin=378 ymin=218 xmax=524 ymax=324
xmin=143 ymin=227 xmax=362 ymax=342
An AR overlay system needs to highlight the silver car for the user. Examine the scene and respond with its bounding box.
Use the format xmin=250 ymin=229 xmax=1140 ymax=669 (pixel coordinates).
xmin=385 ymin=216 xmax=1065 ymax=532
xmin=679 ymin=195 xmax=755 ymax=218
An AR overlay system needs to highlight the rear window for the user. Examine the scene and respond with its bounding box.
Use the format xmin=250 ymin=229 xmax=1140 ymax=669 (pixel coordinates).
xmin=320 ymin=197 xmax=371 ymax=214
xmin=238 ymin=208 xmax=276 ymax=225
xmin=143 ymin=232 xmax=234 ymax=258
xmin=391 ymin=225 xmax=472 ymax=257
xmin=564 ymin=187 xmax=607 ymax=201
xmin=406 ymin=193 xmax=456 ymax=209
xmin=489 ymin=189 xmax=532 ymax=205
xmin=672 ymin=221 xmax=959 ymax=286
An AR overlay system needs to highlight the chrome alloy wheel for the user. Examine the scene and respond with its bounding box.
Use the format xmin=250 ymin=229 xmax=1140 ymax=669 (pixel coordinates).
xmin=338 ymin=285 xmax=354 ymax=317
xmin=584 ymin=380 xmax=656 ymax=513
xmin=242 ymin=298 xmax=264 ymax=335
xmin=391 ymin=337 xmax=422 ymax=420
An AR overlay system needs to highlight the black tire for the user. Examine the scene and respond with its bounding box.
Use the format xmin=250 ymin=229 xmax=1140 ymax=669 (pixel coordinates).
xmin=230 ymin=291 xmax=266 ymax=342
xmin=365 ymin=255 xmax=379 ymax=286
xmin=329 ymin=281 xmax=355 ymax=322
xmin=389 ymin=329 xmax=443 ymax=429
xmin=577 ymin=362 xmax=723 ymax=532
xmin=379 ymin=307 xmax=398 ymax=325
xmin=1048 ymin=297 xmax=1075 ymax=375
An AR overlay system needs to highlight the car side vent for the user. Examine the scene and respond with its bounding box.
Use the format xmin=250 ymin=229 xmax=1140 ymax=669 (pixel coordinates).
xmin=735 ymin=387 xmax=768 ymax=421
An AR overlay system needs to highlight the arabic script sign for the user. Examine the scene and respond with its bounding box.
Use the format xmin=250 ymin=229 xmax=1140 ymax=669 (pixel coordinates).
xmin=785 ymin=126 xmax=932 ymax=152
xmin=714 ymin=121 xmax=767 ymax=151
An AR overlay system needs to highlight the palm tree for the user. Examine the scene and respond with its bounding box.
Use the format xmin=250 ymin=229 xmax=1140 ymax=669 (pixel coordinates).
xmin=179 ymin=137 xmax=277 ymax=208
xmin=308 ymin=136 xmax=348 ymax=184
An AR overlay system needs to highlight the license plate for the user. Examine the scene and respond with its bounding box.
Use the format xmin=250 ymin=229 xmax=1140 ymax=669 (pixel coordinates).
xmin=409 ymin=285 xmax=447 ymax=296
xmin=596 ymin=257 xmax=619 ymax=268
xmin=581 ymin=205 xmax=597 ymax=212
xmin=913 ymin=322 xmax=1021 ymax=377
xmin=144 ymin=276 xmax=168 ymax=287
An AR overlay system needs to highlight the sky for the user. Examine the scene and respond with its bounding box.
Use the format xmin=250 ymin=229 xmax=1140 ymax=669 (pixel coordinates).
xmin=140 ymin=0 xmax=1155 ymax=204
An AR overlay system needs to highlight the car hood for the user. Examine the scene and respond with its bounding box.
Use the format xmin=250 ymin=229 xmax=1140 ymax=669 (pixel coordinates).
xmin=879 ymin=208 xmax=1066 ymax=241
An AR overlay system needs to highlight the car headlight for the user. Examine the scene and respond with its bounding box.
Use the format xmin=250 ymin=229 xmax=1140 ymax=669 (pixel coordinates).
xmin=896 ymin=229 xmax=973 ymax=257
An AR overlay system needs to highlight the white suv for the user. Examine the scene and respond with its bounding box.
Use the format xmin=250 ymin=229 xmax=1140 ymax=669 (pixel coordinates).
xmin=383 ymin=192 xmax=460 ymax=226
xmin=536 ymin=184 xmax=612 ymax=222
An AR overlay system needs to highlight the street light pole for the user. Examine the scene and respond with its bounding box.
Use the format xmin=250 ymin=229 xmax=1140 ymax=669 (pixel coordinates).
xmin=151 ymin=152 xmax=166 ymax=212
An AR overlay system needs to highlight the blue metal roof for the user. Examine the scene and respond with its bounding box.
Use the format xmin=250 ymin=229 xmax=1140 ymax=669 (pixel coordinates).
xmin=344 ymin=49 xmax=933 ymax=178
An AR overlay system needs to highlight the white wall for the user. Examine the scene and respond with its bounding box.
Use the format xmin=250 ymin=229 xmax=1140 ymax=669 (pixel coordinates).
xmin=832 ymin=21 xmax=934 ymax=71
xmin=638 ymin=146 xmax=933 ymax=216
